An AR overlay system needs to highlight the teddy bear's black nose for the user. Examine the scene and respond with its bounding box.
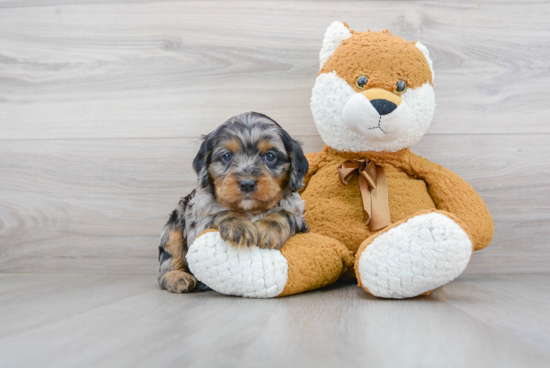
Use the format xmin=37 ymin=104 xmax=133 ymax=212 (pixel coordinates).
xmin=370 ymin=99 xmax=398 ymax=116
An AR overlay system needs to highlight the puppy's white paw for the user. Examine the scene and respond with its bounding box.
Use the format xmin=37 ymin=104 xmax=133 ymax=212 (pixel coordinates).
xmin=357 ymin=212 xmax=473 ymax=299
xmin=186 ymin=231 xmax=288 ymax=298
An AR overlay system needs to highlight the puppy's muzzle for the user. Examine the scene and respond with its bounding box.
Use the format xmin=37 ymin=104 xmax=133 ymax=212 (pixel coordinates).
xmin=238 ymin=179 xmax=257 ymax=193
xmin=342 ymin=88 xmax=411 ymax=141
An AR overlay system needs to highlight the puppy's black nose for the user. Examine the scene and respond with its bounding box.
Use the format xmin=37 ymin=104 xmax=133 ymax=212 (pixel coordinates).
xmin=370 ymin=99 xmax=397 ymax=115
xmin=239 ymin=180 xmax=257 ymax=193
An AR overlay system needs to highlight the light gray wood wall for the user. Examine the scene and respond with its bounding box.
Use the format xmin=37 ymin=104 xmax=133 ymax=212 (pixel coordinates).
xmin=1 ymin=0 xmax=549 ymax=274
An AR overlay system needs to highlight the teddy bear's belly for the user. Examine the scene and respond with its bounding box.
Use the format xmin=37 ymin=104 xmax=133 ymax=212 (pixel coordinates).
xmin=302 ymin=168 xmax=436 ymax=254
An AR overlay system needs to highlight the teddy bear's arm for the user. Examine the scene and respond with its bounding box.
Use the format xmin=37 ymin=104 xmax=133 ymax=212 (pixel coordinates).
xmin=404 ymin=152 xmax=494 ymax=251
xmin=298 ymin=151 xmax=325 ymax=194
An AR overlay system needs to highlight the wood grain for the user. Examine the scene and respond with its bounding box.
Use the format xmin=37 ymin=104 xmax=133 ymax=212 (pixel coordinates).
xmin=0 ymin=1 xmax=549 ymax=140
xmin=0 ymin=274 xmax=549 ymax=368
xmin=0 ymin=134 xmax=548 ymax=274
xmin=439 ymin=275 xmax=550 ymax=352
xmin=0 ymin=273 xmax=153 ymax=338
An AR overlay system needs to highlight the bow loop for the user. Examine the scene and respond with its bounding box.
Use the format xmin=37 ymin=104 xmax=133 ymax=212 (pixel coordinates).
xmin=360 ymin=160 xmax=377 ymax=189
xmin=337 ymin=159 xmax=391 ymax=231
xmin=337 ymin=161 xmax=363 ymax=185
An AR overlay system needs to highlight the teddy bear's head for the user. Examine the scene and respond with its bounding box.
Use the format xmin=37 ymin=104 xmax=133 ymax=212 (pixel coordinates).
xmin=310 ymin=21 xmax=436 ymax=153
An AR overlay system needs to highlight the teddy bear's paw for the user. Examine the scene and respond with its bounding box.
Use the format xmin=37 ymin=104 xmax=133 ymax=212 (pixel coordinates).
xmin=357 ymin=212 xmax=473 ymax=299
xmin=186 ymin=230 xmax=288 ymax=298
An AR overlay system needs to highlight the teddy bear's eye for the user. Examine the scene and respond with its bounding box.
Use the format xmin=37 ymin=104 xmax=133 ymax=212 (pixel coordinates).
xmin=356 ymin=76 xmax=368 ymax=89
xmin=396 ymin=80 xmax=407 ymax=94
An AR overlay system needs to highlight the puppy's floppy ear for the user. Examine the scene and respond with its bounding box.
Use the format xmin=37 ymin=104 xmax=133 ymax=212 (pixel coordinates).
xmin=280 ymin=129 xmax=309 ymax=192
xmin=192 ymin=134 xmax=213 ymax=188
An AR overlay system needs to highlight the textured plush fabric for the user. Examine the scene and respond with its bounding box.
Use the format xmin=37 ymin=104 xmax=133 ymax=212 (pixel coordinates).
xmin=311 ymin=23 xmax=436 ymax=153
xmin=279 ymin=232 xmax=354 ymax=296
xmin=320 ymin=29 xmax=433 ymax=91
xmin=355 ymin=210 xmax=473 ymax=298
xmin=305 ymin=22 xmax=493 ymax=299
xmin=414 ymin=42 xmax=435 ymax=82
xmin=319 ymin=21 xmax=353 ymax=69
xmin=300 ymin=146 xmax=494 ymax=253
xmin=311 ymin=65 xmax=436 ymax=153
xmin=187 ymin=230 xmax=289 ymax=298
xmin=187 ymin=230 xmax=353 ymax=298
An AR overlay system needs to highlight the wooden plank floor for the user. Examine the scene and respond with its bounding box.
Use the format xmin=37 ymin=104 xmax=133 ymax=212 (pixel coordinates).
xmin=0 ymin=273 xmax=549 ymax=368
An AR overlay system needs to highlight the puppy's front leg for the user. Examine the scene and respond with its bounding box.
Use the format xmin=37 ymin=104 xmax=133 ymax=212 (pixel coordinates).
xmin=214 ymin=211 xmax=258 ymax=247
xmin=158 ymin=210 xmax=211 ymax=293
xmin=158 ymin=223 xmax=197 ymax=293
xmin=255 ymin=211 xmax=308 ymax=250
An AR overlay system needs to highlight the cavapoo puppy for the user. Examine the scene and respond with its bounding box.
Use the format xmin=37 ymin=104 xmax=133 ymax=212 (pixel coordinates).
xmin=157 ymin=112 xmax=309 ymax=293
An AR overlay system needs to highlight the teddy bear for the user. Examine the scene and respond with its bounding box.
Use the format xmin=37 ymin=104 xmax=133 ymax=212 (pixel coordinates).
xmin=186 ymin=21 xmax=494 ymax=299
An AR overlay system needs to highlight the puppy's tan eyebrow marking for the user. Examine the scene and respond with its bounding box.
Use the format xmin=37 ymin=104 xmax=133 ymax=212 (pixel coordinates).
xmin=257 ymin=139 xmax=274 ymax=154
xmin=224 ymin=138 xmax=242 ymax=152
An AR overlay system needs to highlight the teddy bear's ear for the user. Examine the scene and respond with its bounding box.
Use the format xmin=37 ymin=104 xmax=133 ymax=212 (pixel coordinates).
xmin=319 ymin=21 xmax=353 ymax=69
xmin=415 ymin=42 xmax=435 ymax=83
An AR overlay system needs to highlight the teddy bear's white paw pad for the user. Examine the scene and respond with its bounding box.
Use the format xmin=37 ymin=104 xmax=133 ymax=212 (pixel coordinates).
xmin=186 ymin=231 xmax=288 ymax=298
xmin=357 ymin=213 xmax=472 ymax=299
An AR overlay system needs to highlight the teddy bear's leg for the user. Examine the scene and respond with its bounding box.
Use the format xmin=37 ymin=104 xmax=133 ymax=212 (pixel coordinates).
xmin=186 ymin=230 xmax=354 ymax=298
xmin=278 ymin=232 xmax=354 ymax=297
xmin=355 ymin=210 xmax=473 ymax=299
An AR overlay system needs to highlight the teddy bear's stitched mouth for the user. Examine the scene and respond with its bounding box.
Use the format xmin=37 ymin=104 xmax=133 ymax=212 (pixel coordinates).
xmin=367 ymin=115 xmax=387 ymax=134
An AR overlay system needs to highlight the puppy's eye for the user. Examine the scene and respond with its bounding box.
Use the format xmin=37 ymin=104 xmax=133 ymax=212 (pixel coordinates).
xmin=264 ymin=152 xmax=277 ymax=164
xmin=221 ymin=152 xmax=233 ymax=163
xmin=396 ymin=80 xmax=407 ymax=94
xmin=356 ymin=76 xmax=368 ymax=89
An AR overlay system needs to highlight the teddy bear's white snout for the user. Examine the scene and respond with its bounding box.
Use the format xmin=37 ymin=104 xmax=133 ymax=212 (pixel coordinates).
xmin=342 ymin=92 xmax=412 ymax=142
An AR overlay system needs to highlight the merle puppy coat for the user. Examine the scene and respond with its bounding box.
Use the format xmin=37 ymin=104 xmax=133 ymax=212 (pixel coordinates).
xmin=157 ymin=112 xmax=309 ymax=293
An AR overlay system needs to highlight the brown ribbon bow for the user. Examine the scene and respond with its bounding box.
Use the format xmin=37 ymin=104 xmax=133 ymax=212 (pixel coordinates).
xmin=337 ymin=160 xmax=391 ymax=231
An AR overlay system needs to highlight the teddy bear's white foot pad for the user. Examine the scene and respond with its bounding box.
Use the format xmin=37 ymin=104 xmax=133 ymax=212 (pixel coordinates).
xmin=357 ymin=212 xmax=473 ymax=299
xmin=186 ymin=231 xmax=288 ymax=298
